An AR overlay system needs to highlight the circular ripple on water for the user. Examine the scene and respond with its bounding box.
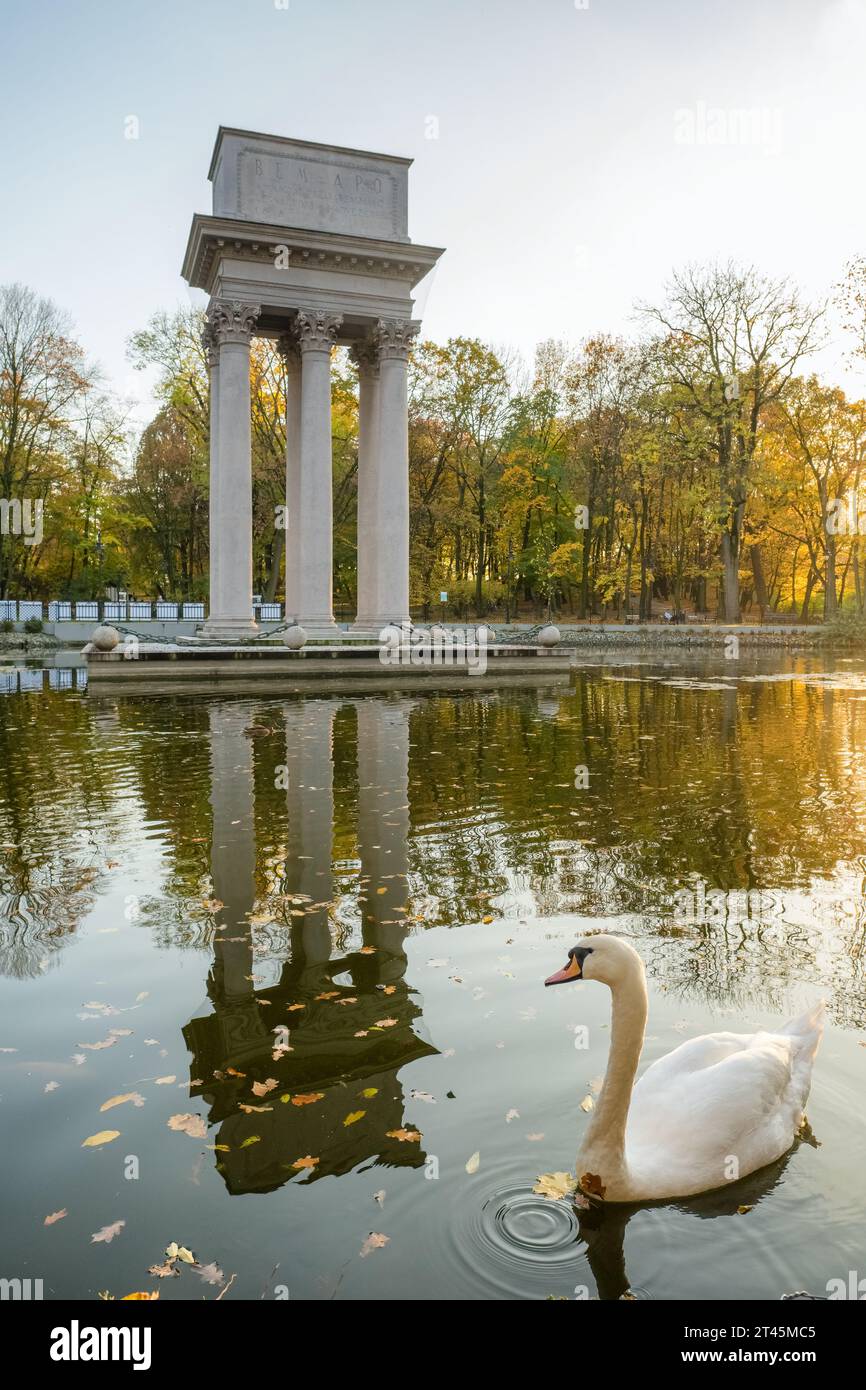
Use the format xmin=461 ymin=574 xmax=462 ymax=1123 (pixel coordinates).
xmin=447 ymin=1182 xmax=591 ymax=1298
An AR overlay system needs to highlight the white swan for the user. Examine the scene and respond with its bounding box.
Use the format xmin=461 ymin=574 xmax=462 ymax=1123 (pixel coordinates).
xmin=545 ymin=935 xmax=824 ymax=1202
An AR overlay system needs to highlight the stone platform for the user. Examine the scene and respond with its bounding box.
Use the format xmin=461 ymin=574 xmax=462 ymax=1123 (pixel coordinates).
xmin=85 ymin=642 xmax=574 ymax=695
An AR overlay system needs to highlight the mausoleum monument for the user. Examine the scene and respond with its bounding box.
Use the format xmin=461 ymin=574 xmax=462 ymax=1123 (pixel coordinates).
xmin=181 ymin=127 xmax=445 ymax=637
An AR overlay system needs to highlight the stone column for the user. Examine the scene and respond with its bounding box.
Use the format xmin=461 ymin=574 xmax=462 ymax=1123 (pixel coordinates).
xmin=295 ymin=309 xmax=343 ymax=636
xmin=369 ymin=319 xmax=420 ymax=629
xmin=350 ymin=341 xmax=381 ymax=630
xmin=201 ymin=298 xmax=260 ymax=638
xmin=356 ymin=699 xmax=412 ymax=969
xmin=202 ymin=323 xmax=221 ymax=622
xmin=277 ymin=334 xmax=302 ymax=621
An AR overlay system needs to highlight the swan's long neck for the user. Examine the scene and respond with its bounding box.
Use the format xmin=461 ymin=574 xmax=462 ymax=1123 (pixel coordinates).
xmin=579 ymin=957 xmax=648 ymax=1181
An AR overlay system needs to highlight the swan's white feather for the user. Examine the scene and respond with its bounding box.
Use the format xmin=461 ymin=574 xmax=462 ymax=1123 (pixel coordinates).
xmin=622 ymin=1001 xmax=824 ymax=1200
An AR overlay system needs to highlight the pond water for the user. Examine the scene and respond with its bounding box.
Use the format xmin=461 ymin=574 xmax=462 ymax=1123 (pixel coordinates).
xmin=1 ymin=651 xmax=864 ymax=1301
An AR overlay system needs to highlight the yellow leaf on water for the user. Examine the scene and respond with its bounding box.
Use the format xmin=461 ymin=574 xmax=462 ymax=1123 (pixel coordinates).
xmin=533 ymin=1171 xmax=578 ymax=1201
xmin=292 ymin=1155 xmax=319 ymax=1170
xmin=291 ymin=1092 xmax=323 ymax=1106
xmin=100 ymin=1092 xmax=145 ymax=1112
xmin=252 ymin=1078 xmax=278 ymax=1098
xmin=465 ymin=1150 xmax=481 ymax=1174
xmin=44 ymin=1209 xmax=67 ymax=1225
xmin=343 ymin=1110 xmax=366 ymax=1126
xmin=240 ymin=1135 xmax=261 ymax=1148
xmin=579 ymin=1095 xmax=594 ymax=1112
xmin=122 ymin=1291 xmax=159 ymax=1300
xmin=167 ymin=1114 xmax=206 ymax=1139
xmin=360 ymin=1232 xmax=389 ymax=1257
xmin=386 ymin=1128 xmax=421 ymax=1143
xmin=82 ymin=1130 xmax=121 ymax=1148
xmin=360 ymin=1087 xmax=378 ymax=1098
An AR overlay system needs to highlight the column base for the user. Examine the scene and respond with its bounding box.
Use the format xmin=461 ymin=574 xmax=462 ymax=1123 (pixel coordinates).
xmin=198 ymin=617 xmax=259 ymax=640
xmin=355 ymin=615 xmax=411 ymax=634
xmin=295 ymin=616 xmax=342 ymax=639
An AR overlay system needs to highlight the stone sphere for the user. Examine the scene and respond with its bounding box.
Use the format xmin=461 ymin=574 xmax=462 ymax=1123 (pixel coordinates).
xmin=282 ymin=624 xmax=307 ymax=650
xmin=476 ymin=624 xmax=496 ymax=644
xmin=91 ymin=625 xmax=121 ymax=652
xmin=537 ymin=624 xmax=562 ymax=648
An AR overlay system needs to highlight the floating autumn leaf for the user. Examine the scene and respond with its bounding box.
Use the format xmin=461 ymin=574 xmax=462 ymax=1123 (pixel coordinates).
xmin=44 ymin=1081 xmax=60 ymax=1093
xmin=358 ymin=946 xmax=376 ymax=955
xmin=334 ymin=997 xmax=358 ymax=1006
xmin=82 ymin=1130 xmax=121 ymax=1148
xmin=91 ymin=1220 xmax=125 ymax=1244
xmin=579 ymin=1095 xmax=594 ymax=1113
xmin=225 ymin=1067 xmax=246 ymax=1077
xmin=286 ymin=1004 xmax=305 ymax=1012
xmin=167 ymin=1114 xmax=207 ymax=1139
xmin=251 ymin=1078 xmax=278 ymax=1098
xmin=291 ymin=1155 xmax=319 ymax=1170
xmin=176 ymin=1246 xmax=195 ymax=1264
xmin=533 ymin=1171 xmax=578 ymax=1201
xmin=382 ymin=985 xmax=396 ymax=995
xmin=196 ymin=1261 xmax=224 ymax=1285
xmin=578 ymin=1171 xmax=607 ymax=1200
xmin=239 ymin=1103 xmax=272 ymax=1114
xmin=465 ymin=1150 xmax=481 ymax=1174
xmin=373 ymin=1018 xmax=398 ymax=1029
xmin=100 ymin=1092 xmax=145 ymax=1112
xmin=373 ymin=1190 xmax=386 ymax=1206
xmin=343 ymin=1110 xmax=366 ymax=1126
xmin=77 ymin=1037 xmax=118 ymax=1051
xmin=360 ymin=1232 xmax=390 ymax=1257
xmin=354 ymin=1030 xmax=369 ymax=1038
xmin=737 ymin=1204 xmax=754 ymax=1215
xmin=240 ymin=1135 xmax=261 ymax=1148
xmin=505 ymin=1108 xmax=520 ymax=1123
xmin=291 ymin=1092 xmax=323 ymax=1106
xmin=315 ymin=991 xmax=339 ymax=1001
xmin=122 ymin=1291 xmax=159 ymax=1301
xmin=360 ymin=1087 xmax=378 ymax=1099
xmin=108 ymin=1028 xmax=133 ymax=1038
xmin=153 ymin=1076 xmax=175 ymax=1086
xmin=482 ymin=915 xmax=494 ymax=924
xmin=44 ymin=1209 xmax=67 ymax=1225
xmin=387 ymin=1128 xmax=421 ymax=1143
xmin=147 ymin=1261 xmax=179 ymax=1279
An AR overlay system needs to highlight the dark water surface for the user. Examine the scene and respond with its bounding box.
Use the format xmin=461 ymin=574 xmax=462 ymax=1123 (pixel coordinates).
xmin=1 ymin=651 xmax=864 ymax=1300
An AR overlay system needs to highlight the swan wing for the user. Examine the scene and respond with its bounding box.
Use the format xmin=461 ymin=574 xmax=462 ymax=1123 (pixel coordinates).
xmin=624 ymin=1003 xmax=824 ymax=1198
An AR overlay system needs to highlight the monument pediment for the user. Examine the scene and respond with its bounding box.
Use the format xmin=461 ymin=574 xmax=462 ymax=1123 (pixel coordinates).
xmin=209 ymin=128 xmax=411 ymax=243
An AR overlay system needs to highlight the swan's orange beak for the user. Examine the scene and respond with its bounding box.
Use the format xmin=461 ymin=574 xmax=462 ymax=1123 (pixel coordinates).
xmin=545 ymin=955 xmax=582 ymax=986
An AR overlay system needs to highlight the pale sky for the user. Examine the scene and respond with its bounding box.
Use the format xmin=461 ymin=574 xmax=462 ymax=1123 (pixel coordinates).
xmin=2 ymin=0 xmax=865 ymax=424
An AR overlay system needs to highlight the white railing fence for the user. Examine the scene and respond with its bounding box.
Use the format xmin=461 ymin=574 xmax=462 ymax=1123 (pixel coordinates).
xmin=2 ymin=599 xmax=284 ymax=624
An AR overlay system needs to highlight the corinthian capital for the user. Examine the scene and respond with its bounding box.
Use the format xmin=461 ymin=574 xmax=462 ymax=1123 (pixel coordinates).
xmin=201 ymin=322 xmax=219 ymax=369
xmin=375 ymin=318 xmax=421 ymax=362
xmin=350 ymin=338 xmax=380 ymax=377
xmin=276 ymin=332 xmax=301 ymax=370
xmin=294 ymin=309 xmax=343 ymax=352
xmin=207 ymin=299 xmax=261 ymax=346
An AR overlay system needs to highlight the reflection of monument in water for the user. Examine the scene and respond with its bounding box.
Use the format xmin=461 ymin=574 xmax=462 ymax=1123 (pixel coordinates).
xmin=183 ymin=697 xmax=437 ymax=1194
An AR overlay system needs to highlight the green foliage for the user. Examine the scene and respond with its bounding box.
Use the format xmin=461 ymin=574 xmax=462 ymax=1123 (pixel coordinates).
xmin=23 ymin=616 xmax=43 ymax=633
